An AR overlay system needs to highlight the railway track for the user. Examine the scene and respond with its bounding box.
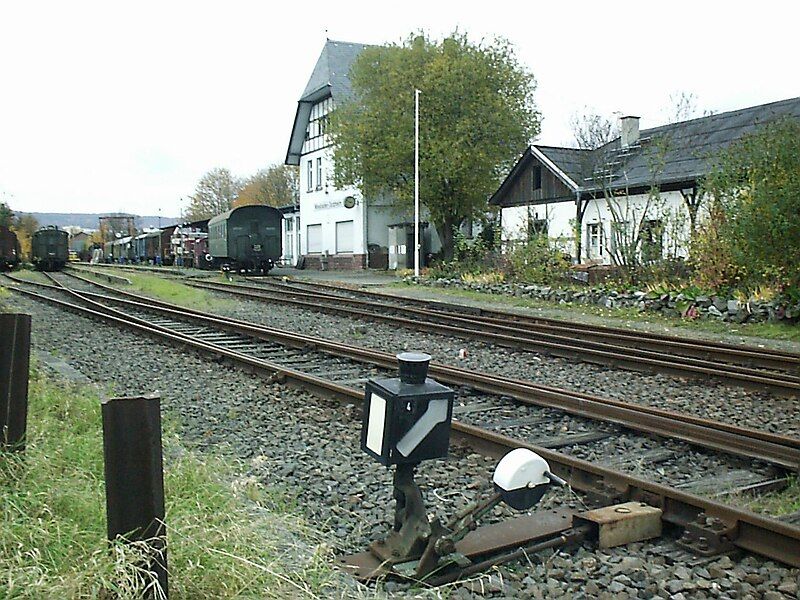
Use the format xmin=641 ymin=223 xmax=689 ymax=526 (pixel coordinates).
xmin=246 ymin=276 xmax=800 ymax=371
xmin=5 ymin=271 xmax=800 ymax=568
xmin=179 ymin=275 xmax=800 ymax=397
xmin=44 ymin=270 xmax=800 ymax=469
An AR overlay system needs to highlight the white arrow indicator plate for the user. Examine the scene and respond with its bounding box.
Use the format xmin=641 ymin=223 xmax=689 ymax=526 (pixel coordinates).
xmin=366 ymin=393 xmax=387 ymax=455
xmin=396 ymin=399 xmax=448 ymax=457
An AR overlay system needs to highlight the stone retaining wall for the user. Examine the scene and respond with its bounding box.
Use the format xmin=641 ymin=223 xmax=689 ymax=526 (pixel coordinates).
xmin=409 ymin=278 xmax=800 ymax=324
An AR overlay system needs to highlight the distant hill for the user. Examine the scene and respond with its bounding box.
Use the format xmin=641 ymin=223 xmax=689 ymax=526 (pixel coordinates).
xmin=15 ymin=212 xmax=181 ymax=230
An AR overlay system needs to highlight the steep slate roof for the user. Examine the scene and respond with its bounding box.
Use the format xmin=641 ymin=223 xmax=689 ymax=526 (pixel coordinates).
xmin=490 ymin=95 xmax=800 ymax=205
xmin=285 ymin=39 xmax=369 ymax=166
xmin=537 ymin=146 xmax=591 ymax=188
xmin=592 ymin=96 xmax=800 ymax=193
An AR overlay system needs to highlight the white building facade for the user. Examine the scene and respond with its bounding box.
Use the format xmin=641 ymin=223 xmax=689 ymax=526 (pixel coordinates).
xmin=285 ymin=39 xmax=441 ymax=270
xmin=491 ymin=97 xmax=800 ymax=265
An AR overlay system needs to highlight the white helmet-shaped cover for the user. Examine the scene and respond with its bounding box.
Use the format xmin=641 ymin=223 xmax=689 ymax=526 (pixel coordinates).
xmin=492 ymin=448 xmax=551 ymax=492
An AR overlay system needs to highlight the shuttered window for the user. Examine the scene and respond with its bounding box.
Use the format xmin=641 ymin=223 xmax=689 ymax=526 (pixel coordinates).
xmin=335 ymin=220 xmax=353 ymax=253
xmin=307 ymin=224 xmax=322 ymax=254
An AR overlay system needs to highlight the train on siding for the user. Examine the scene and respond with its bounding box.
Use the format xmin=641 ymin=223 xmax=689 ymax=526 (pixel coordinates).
xmin=0 ymin=225 xmax=21 ymax=271
xmin=31 ymin=226 xmax=69 ymax=271
xmin=207 ymin=205 xmax=282 ymax=273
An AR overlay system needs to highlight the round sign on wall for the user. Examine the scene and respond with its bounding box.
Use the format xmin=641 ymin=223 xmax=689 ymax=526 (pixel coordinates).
xmin=343 ymin=196 xmax=356 ymax=209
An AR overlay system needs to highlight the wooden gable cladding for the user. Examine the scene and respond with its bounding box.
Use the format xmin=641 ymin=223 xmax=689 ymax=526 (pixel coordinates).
xmin=495 ymin=153 xmax=574 ymax=207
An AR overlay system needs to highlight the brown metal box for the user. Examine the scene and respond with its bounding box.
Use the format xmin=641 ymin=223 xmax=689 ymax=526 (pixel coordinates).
xmin=574 ymin=502 xmax=662 ymax=548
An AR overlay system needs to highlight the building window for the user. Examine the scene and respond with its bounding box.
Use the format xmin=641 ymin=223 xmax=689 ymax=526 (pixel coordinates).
xmin=335 ymin=220 xmax=354 ymax=253
xmin=306 ymin=224 xmax=322 ymax=254
xmin=285 ymin=217 xmax=293 ymax=232
xmin=587 ymin=222 xmax=604 ymax=258
xmin=526 ymin=207 xmax=547 ymax=239
xmin=307 ymin=160 xmax=313 ymax=192
xmin=528 ymin=218 xmax=547 ymax=239
xmin=640 ymin=219 xmax=663 ymax=263
xmin=316 ymin=158 xmax=323 ymax=191
xmin=609 ymin=220 xmax=628 ymax=254
xmin=303 ymin=97 xmax=333 ymax=154
xmin=532 ymin=165 xmax=542 ymax=190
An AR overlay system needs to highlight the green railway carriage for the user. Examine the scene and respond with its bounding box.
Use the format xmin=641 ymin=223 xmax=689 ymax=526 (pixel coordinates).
xmin=207 ymin=205 xmax=282 ymax=273
xmin=31 ymin=226 xmax=69 ymax=271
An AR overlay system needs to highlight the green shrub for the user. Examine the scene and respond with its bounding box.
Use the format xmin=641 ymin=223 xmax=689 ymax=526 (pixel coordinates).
xmin=698 ymin=118 xmax=800 ymax=293
xmin=505 ymin=235 xmax=571 ymax=284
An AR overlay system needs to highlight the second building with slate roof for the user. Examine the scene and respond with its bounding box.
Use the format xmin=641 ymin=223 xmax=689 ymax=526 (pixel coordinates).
xmin=490 ymin=96 xmax=800 ymax=265
xmin=284 ymin=39 xmax=442 ymax=269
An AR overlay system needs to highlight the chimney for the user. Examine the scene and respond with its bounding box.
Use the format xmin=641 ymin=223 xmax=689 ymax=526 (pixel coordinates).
xmin=620 ymin=115 xmax=640 ymax=148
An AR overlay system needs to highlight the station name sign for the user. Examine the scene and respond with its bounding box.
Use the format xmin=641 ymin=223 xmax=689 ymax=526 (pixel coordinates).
xmin=314 ymin=196 xmax=357 ymax=211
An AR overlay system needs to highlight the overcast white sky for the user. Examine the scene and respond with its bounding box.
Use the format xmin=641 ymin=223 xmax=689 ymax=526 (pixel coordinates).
xmin=1 ymin=0 xmax=797 ymax=218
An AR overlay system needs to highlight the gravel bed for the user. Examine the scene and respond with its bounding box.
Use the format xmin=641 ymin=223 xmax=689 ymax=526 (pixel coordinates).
xmin=182 ymin=281 xmax=800 ymax=438
xmin=5 ymin=288 xmax=800 ymax=599
xmin=34 ymin=275 xmax=785 ymax=495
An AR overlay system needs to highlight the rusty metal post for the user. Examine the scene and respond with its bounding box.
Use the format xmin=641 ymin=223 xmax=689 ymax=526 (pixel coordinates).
xmin=102 ymin=395 xmax=168 ymax=597
xmin=0 ymin=313 xmax=31 ymax=452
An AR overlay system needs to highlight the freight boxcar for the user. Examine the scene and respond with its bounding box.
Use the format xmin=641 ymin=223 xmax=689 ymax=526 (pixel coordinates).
xmin=207 ymin=205 xmax=282 ymax=273
xmin=31 ymin=226 xmax=69 ymax=271
xmin=0 ymin=225 xmax=21 ymax=271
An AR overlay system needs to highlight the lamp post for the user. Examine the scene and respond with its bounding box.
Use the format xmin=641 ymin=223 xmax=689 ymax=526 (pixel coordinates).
xmin=157 ymin=208 xmax=162 ymax=264
xmin=414 ymin=89 xmax=421 ymax=278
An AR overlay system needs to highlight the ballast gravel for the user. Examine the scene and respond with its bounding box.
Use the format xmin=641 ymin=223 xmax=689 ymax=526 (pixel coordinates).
xmin=206 ymin=285 xmax=800 ymax=438
xmin=5 ymin=289 xmax=800 ymax=599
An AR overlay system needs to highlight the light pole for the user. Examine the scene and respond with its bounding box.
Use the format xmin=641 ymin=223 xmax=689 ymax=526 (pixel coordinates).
xmin=414 ymin=88 xmax=420 ymax=278
xmin=157 ymin=208 xmax=162 ymax=265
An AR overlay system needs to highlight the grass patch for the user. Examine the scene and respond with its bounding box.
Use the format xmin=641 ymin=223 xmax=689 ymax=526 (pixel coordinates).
xmin=722 ymin=476 xmax=800 ymax=519
xmin=2 ymin=270 xmax=48 ymax=284
xmin=1 ymin=369 xmax=360 ymax=598
xmin=663 ymin=318 xmax=800 ymax=343
xmin=743 ymin=476 xmax=800 ymax=517
xmin=388 ymin=283 xmax=800 ymax=343
xmin=76 ymin=269 xmax=234 ymax=313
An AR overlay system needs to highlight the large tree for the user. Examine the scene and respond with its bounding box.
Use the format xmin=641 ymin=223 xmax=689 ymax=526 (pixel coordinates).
xmin=701 ymin=118 xmax=800 ymax=290
xmin=183 ymin=167 xmax=241 ymax=221
xmin=235 ymin=164 xmax=299 ymax=208
xmin=329 ymin=32 xmax=540 ymax=259
xmin=12 ymin=214 xmax=38 ymax=259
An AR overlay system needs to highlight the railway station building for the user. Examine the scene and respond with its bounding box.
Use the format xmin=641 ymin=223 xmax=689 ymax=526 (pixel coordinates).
xmin=490 ymin=96 xmax=800 ymax=265
xmin=285 ymin=39 xmax=441 ymax=270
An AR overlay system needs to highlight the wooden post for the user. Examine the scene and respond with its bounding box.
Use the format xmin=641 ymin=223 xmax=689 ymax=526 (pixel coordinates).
xmin=0 ymin=313 xmax=31 ymax=452
xmin=102 ymin=395 xmax=168 ymax=597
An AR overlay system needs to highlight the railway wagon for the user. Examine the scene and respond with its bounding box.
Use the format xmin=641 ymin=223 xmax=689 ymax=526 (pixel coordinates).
xmin=31 ymin=226 xmax=69 ymax=271
xmin=207 ymin=205 xmax=282 ymax=273
xmin=0 ymin=225 xmax=21 ymax=271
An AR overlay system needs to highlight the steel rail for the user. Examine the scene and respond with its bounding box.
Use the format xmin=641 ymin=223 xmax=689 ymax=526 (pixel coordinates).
xmin=263 ymin=276 xmax=800 ymax=372
xmin=180 ymin=278 xmax=800 ymax=397
xmin=199 ymin=278 xmax=800 ymax=377
xmin=19 ymin=272 xmax=800 ymax=467
xmin=73 ymin=264 xmax=800 ymax=372
xmin=6 ymin=278 xmax=800 ymax=568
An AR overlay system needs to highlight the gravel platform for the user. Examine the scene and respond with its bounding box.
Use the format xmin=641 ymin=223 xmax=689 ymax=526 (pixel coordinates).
xmin=5 ymin=288 xmax=800 ymax=598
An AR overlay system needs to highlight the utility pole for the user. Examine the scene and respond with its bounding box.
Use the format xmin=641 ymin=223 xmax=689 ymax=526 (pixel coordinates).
xmin=414 ymin=89 xmax=420 ymax=278
xmin=158 ymin=208 xmax=162 ymax=263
